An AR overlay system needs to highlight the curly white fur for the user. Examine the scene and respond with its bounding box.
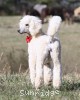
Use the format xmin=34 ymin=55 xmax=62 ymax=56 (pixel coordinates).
xmin=18 ymin=15 xmax=62 ymax=89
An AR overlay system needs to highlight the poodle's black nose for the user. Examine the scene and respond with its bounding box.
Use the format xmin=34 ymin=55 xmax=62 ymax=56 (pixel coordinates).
xmin=17 ymin=30 xmax=20 ymax=33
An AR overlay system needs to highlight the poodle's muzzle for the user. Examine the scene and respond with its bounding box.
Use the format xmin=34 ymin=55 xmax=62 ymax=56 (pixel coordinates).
xmin=17 ymin=29 xmax=31 ymax=36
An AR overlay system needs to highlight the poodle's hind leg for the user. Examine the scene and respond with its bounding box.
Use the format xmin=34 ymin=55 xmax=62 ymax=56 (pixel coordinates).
xmin=44 ymin=63 xmax=52 ymax=86
xmin=50 ymin=40 xmax=62 ymax=89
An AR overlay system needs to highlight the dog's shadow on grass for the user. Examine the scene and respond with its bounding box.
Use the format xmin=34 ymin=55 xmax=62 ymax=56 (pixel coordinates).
xmin=60 ymin=81 xmax=80 ymax=91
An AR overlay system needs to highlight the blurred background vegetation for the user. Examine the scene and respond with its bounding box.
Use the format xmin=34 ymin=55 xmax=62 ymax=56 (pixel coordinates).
xmin=0 ymin=0 xmax=80 ymax=15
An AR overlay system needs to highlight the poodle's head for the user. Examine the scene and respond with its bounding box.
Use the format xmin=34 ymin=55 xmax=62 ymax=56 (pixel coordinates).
xmin=18 ymin=15 xmax=42 ymax=36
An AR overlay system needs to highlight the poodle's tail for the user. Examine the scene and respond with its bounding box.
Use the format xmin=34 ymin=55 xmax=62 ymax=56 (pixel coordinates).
xmin=47 ymin=16 xmax=62 ymax=37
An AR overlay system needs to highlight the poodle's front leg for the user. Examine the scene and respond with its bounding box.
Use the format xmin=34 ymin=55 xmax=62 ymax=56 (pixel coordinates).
xmin=51 ymin=41 xmax=62 ymax=89
xmin=35 ymin=56 xmax=44 ymax=89
xmin=29 ymin=53 xmax=36 ymax=86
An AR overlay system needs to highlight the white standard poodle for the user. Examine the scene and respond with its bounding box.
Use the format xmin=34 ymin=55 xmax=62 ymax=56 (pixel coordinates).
xmin=18 ymin=15 xmax=62 ymax=89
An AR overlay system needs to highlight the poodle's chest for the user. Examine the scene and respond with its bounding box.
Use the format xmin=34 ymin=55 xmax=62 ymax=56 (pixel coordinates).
xmin=29 ymin=35 xmax=51 ymax=46
xmin=28 ymin=38 xmax=49 ymax=50
xmin=28 ymin=39 xmax=52 ymax=65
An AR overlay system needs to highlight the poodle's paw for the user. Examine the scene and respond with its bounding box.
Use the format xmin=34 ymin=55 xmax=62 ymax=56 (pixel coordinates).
xmin=31 ymin=80 xmax=35 ymax=86
xmin=35 ymin=77 xmax=42 ymax=89
xmin=53 ymin=79 xmax=61 ymax=89
xmin=44 ymin=78 xmax=52 ymax=86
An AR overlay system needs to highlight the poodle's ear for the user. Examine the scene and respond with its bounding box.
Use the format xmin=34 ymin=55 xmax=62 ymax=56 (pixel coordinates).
xmin=29 ymin=18 xmax=42 ymax=36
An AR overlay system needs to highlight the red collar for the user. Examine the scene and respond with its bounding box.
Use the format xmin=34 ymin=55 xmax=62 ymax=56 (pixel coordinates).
xmin=26 ymin=36 xmax=32 ymax=43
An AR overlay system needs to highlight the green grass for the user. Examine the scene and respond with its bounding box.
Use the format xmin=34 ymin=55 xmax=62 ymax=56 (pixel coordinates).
xmin=0 ymin=16 xmax=80 ymax=100
xmin=0 ymin=74 xmax=80 ymax=100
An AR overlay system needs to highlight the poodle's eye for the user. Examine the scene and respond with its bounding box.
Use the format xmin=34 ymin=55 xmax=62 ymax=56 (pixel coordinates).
xmin=26 ymin=24 xmax=29 ymax=26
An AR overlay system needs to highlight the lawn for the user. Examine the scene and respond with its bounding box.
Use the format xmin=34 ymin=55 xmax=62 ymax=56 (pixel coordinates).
xmin=0 ymin=16 xmax=80 ymax=100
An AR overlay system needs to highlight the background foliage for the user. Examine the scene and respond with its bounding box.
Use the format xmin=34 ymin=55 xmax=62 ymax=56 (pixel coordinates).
xmin=0 ymin=0 xmax=79 ymax=15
